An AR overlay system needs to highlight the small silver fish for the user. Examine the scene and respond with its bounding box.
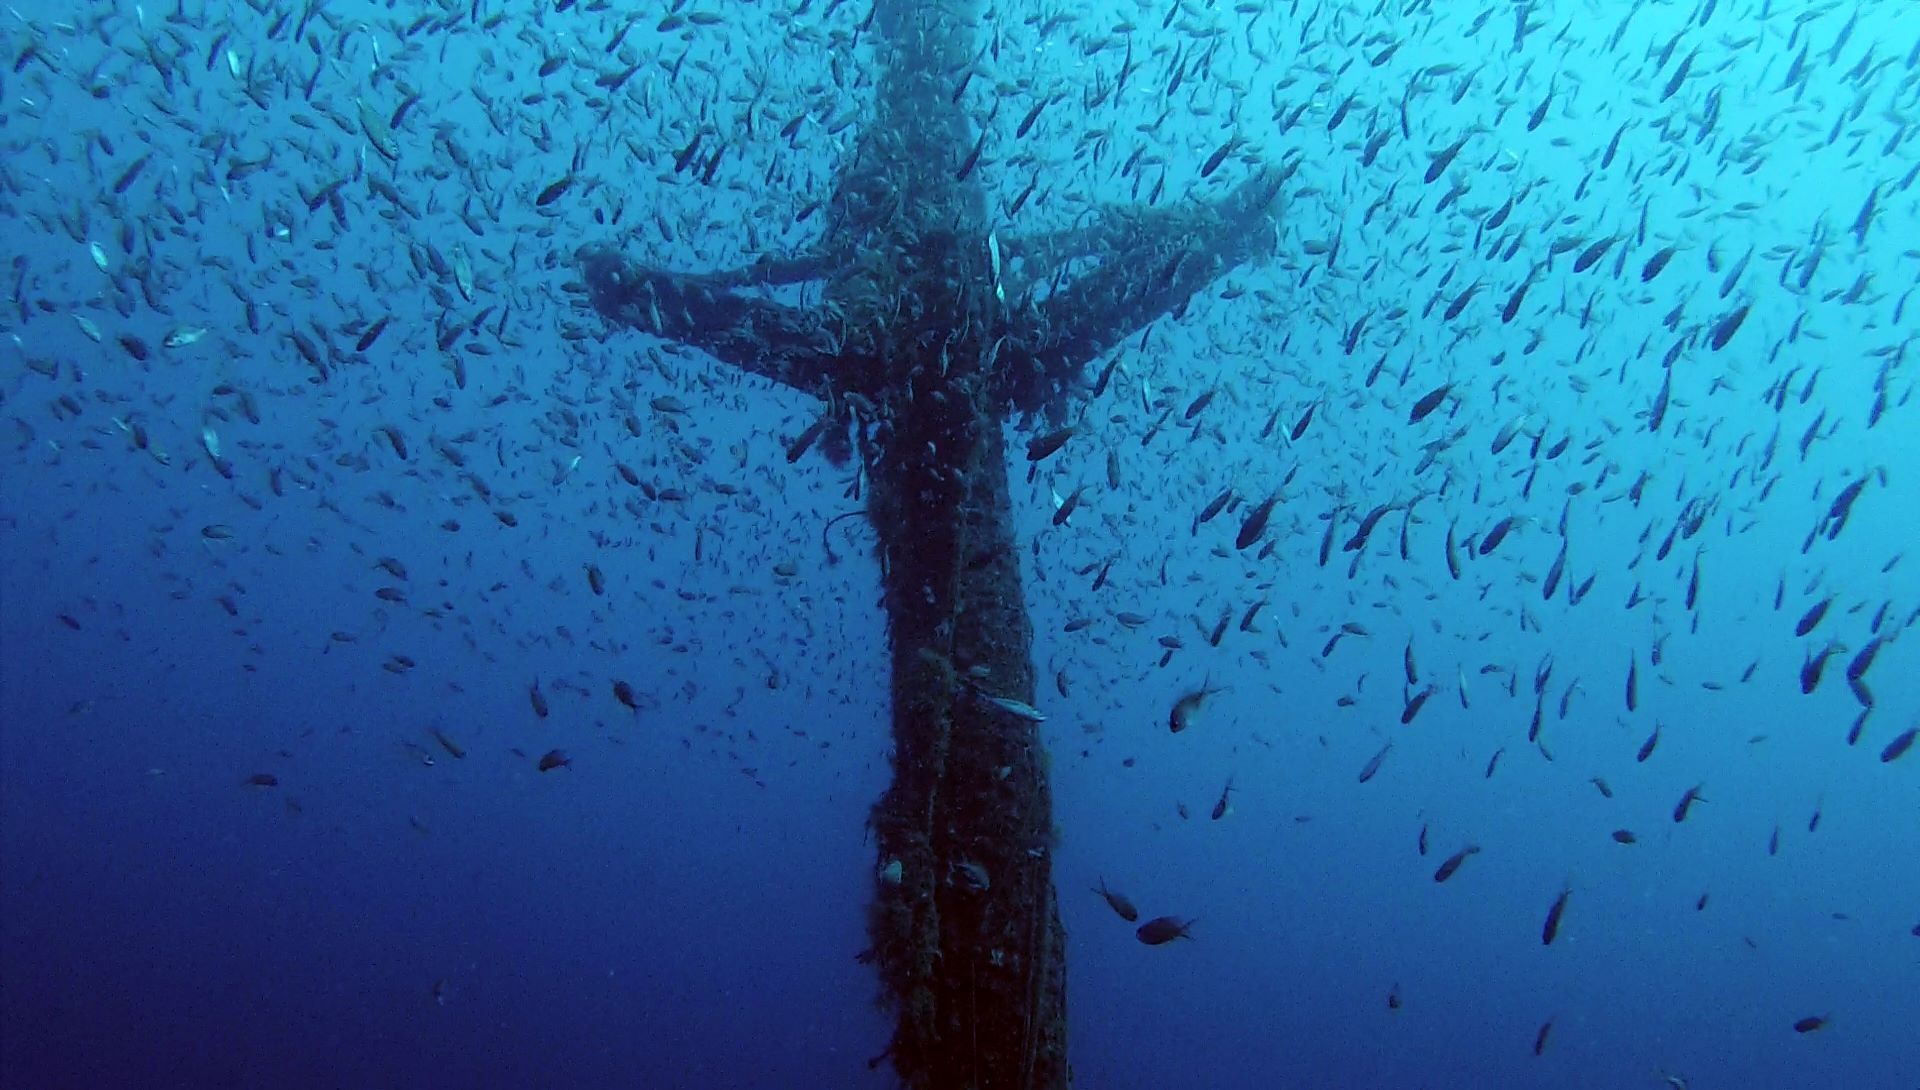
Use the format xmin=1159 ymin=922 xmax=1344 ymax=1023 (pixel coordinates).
xmin=981 ymin=693 xmax=1046 ymax=722
xmin=1168 ymin=677 xmax=1224 ymax=733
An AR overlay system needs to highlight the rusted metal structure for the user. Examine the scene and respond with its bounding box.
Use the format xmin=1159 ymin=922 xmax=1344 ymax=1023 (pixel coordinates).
xmin=580 ymin=2 xmax=1279 ymax=1084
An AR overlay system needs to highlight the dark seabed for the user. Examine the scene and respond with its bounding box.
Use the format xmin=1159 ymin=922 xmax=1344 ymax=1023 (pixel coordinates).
xmin=2 ymin=1 xmax=1917 ymax=1088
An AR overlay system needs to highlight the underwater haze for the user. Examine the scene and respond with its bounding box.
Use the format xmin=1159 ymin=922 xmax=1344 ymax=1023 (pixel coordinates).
xmin=3 ymin=1 xmax=1918 ymax=1088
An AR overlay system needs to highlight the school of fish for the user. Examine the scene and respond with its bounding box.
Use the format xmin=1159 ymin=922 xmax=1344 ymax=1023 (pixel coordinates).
xmin=1 ymin=0 xmax=1916 ymax=1084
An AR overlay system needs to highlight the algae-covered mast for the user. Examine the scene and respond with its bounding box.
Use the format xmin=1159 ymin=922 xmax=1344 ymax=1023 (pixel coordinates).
xmin=579 ymin=1 xmax=1281 ymax=1084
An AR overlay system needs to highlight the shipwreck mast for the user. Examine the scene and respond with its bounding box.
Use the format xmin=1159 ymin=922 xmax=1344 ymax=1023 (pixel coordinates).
xmin=578 ymin=2 xmax=1282 ymax=1083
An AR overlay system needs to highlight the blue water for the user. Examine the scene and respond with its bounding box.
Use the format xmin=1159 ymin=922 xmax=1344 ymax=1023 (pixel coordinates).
xmin=3 ymin=1 xmax=1916 ymax=1088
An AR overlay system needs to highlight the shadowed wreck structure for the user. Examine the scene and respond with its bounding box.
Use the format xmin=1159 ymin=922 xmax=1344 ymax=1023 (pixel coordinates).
xmin=579 ymin=2 xmax=1280 ymax=1085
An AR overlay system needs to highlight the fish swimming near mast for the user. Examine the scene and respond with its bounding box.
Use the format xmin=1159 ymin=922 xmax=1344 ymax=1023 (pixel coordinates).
xmin=1135 ymin=916 xmax=1195 ymax=945
xmin=1093 ymin=877 xmax=1138 ymax=922
xmin=1168 ymin=677 xmax=1225 ymax=733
